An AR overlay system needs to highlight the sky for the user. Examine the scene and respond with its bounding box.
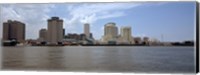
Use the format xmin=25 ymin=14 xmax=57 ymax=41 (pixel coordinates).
xmin=0 ymin=2 xmax=196 ymax=42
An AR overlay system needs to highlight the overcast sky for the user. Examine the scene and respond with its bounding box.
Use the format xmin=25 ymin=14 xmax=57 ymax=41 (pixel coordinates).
xmin=0 ymin=2 xmax=196 ymax=42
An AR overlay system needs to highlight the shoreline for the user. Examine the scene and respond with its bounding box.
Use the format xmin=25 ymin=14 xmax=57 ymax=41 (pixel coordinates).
xmin=1 ymin=45 xmax=195 ymax=47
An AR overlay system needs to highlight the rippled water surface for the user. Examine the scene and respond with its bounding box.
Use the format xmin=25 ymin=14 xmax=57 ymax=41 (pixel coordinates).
xmin=1 ymin=46 xmax=195 ymax=73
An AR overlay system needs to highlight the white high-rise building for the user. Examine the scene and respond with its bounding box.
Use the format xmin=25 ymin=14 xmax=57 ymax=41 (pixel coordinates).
xmin=47 ymin=17 xmax=63 ymax=44
xmin=84 ymin=23 xmax=90 ymax=39
xmin=120 ymin=26 xmax=134 ymax=44
xmin=103 ymin=22 xmax=118 ymax=43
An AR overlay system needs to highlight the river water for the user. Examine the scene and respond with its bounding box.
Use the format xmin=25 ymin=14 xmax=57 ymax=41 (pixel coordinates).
xmin=1 ymin=46 xmax=195 ymax=73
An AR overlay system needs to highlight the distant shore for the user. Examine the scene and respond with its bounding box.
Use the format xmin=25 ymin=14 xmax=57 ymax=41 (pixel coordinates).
xmin=2 ymin=44 xmax=194 ymax=47
xmin=1 ymin=41 xmax=195 ymax=47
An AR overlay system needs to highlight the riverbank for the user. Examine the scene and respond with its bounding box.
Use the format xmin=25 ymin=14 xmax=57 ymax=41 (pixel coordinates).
xmin=2 ymin=45 xmax=194 ymax=47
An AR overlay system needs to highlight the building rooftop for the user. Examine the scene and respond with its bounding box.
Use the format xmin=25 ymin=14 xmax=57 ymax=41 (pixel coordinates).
xmin=51 ymin=17 xmax=59 ymax=20
xmin=84 ymin=23 xmax=90 ymax=25
xmin=48 ymin=17 xmax=63 ymax=22
xmin=105 ymin=22 xmax=116 ymax=27
xmin=5 ymin=20 xmax=25 ymax=25
xmin=121 ymin=26 xmax=131 ymax=29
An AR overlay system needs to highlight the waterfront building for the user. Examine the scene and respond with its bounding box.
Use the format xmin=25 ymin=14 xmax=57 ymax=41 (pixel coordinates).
xmin=143 ymin=37 xmax=150 ymax=45
xmin=134 ymin=37 xmax=142 ymax=44
xmin=63 ymin=29 xmax=65 ymax=38
xmin=47 ymin=17 xmax=63 ymax=44
xmin=89 ymin=33 xmax=93 ymax=39
xmin=65 ymin=33 xmax=81 ymax=40
xmin=3 ymin=20 xmax=25 ymax=43
xmin=102 ymin=22 xmax=118 ymax=43
xmin=84 ymin=23 xmax=90 ymax=39
xmin=80 ymin=33 xmax=86 ymax=41
xmin=120 ymin=26 xmax=134 ymax=44
xmin=149 ymin=38 xmax=161 ymax=46
xmin=39 ymin=29 xmax=47 ymax=42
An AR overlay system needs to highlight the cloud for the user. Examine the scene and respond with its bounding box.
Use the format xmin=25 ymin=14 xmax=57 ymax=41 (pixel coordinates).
xmin=63 ymin=3 xmax=143 ymax=39
xmin=66 ymin=3 xmax=142 ymax=24
xmin=0 ymin=3 xmax=144 ymax=40
xmin=0 ymin=4 xmax=55 ymax=39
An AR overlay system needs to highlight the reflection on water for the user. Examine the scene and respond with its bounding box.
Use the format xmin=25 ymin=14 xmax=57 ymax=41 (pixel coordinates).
xmin=3 ymin=47 xmax=25 ymax=69
xmin=2 ymin=46 xmax=195 ymax=73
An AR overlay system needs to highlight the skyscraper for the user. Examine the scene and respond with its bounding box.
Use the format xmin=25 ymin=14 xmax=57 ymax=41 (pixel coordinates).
xmin=47 ymin=17 xmax=63 ymax=44
xmin=3 ymin=20 xmax=25 ymax=43
xmin=39 ymin=29 xmax=47 ymax=41
xmin=63 ymin=29 xmax=65 ymax=38
xmin=120 ymin=26 xmax=134 ymax=44
xmin=84 ymin=23 xmax=90 ymax=39
xmin=103 ymin=22 xmax=118 ymax=43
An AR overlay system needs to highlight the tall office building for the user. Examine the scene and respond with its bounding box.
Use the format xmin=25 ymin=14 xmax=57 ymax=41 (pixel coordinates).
xmin=39 ymin=29 xmax=47 ymax=41
xmin=63 ymin=29 xmax=65 ymax=38
xmin=84 ymin=23 xmax=90 ymax=39
xmin=120 ymin=26 xmax=134 ymax=44
xmin=47 ymin=17 xmax=63 ymax=44
xmin=103 ymin=22 xmax=118 ymax=42
xmin=3 ymin=20 xmax=25 ymax=42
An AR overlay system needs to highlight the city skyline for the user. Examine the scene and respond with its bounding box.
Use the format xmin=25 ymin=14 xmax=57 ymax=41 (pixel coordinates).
xmin=0 ymin=2 xmax=196 ymax=42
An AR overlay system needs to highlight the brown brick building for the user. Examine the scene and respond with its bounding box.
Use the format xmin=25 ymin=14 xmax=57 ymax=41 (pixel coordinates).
xmin=3 ymin=20 xmax=25 ymax=43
